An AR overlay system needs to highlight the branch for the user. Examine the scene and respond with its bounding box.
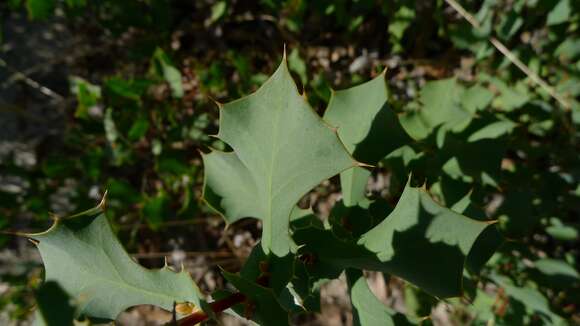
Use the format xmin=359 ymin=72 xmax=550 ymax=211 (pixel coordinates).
xmin=0 ymin=57 xmax=65 ymax=102
xmin=444 ymin=0 xmax=571 ymax=111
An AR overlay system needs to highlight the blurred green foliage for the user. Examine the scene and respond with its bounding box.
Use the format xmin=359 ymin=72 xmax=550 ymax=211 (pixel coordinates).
xmin=0 ymin=0 xmax=579 ymax=324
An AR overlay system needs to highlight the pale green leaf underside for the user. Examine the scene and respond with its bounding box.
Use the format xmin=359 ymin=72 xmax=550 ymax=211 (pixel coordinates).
xmin=29 ymin=205 xmax=202 ymax=321
xmin=203 ymin=58 xmax=355 ymax=256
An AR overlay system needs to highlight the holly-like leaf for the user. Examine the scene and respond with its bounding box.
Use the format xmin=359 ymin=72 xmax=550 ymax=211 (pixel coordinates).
xmin=324 ymin=72 xmax=411 ymax=206
xmin=359 ymin=183 xmax=495 ymax=297
xmin=27 ymin=199 xmax=202 ymax=321
xmin=294 ymin=182 xmax=496 ymax=298
xmin=203 ymin=56 xmax=357 ymax=256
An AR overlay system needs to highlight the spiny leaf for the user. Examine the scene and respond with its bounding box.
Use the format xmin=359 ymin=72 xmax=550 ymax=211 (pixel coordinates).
xmin=324 ymin=72 xmax=411 ymax=206
xmin=27 ymin=201 xmax=202 ymax=321
xmin=202 ymin=56 xmax=356 ymax=256
xmin=359 ymin=182 xmax=495 ymax=297
xmin=294 ymin=182 xmax=496 ymax=298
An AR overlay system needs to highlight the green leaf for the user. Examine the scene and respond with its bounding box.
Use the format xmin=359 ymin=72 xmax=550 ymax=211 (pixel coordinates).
xmin=127 ymin=116 xmax=150 ymax=141
xmin=546 ymin=224 xmax=578 ymax=241
xmin=294 ymin=182 xmax=495 ymax=298
xmin=547 ymin=0 xmax=571 ymax=26
xmin=346 ymin=269 xmax=396 ymax=326
xmin=27 ymin=201 xmax=202 ymax=321
xmin=209 ymin=0 xmax=227 ymax=23
xmin=555 ymin=38 xmax=580 ymax=62
xmin=70 ymin=77 xmax=101 ymax=120
xmin=480 ymin=74 xmax=530 ymax=111
xmin=202 ymin=57 xmax=356 ymax=256
xmin=453 ymin=198 xmax=503 ymax=274
xmin=104 ymin=107 xmax=119 ymax=144
xmin=359 ymin=183 xmax=494 ymax=297
xmin=461 ymin=84 xmax=493 ymax=112
xmin=401 ymin=78 xmax=471 ymax=139
xmin=105 ymin=77 xmax=147 ymax=101
xmin=324 ymin=73 xmax=411 ymax=206
xmin=497 ymin=10 xmax=523 ymax=40
xmin=141 ymin=192 xmax=170 ymax=229
xmin=26 ymin=0 xmax=55 ymax=19
xmin=389 ymin=6 xmax=415 ymax=52
xmin=222 ymin=271 xmax=290 ymax=326
xmin=288 ymin=48 xmax=307 ymax=85
xmin=534 ymin=258 xmax=579 ymax=280
xmin=65 ymin=0 xmax=87 ymax=8
xmin=151 ymin=48 xmax=184 ymax=98
xmin=418 ymin=78 xmax=466 ymax=129
xmin=239 ymin=242 xmax=295 ymax=295
xmin=467 ymin=120 xmax=516 ymax=142
xmin=34 ymin=281 xmax=76 ymax=326
xmin=493 ymin=276 xmax=565 ymax=324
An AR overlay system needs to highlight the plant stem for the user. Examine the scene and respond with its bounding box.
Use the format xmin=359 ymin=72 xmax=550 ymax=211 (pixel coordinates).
xmin=176 ymin=292 xmax=247 ymax=325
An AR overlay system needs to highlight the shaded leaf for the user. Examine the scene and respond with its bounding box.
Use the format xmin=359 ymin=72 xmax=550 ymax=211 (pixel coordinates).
xmin=222 ymin=271 xmax=290 ymax=326
xmin=26 ymin=0 xmax=55 ymax=19
xmin=141 ymin=192 xmax=170 ymax=229
xmin=34 ymin=281 xmax=76 ymax=326
xmin=288 ymin=48 xmax=307 ymax=85
xmin=324 ymin=73 xmax=411 ymax=205
xmin=493 ymin=276 xmax=565 ymax=324
xmin=294 ymin=182 xmax=494 ymax=298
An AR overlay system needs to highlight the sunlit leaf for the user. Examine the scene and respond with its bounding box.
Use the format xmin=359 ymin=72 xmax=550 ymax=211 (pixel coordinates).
xmin=203 ymin=57 xmax=356 ymax=256
xmin=28 ymin=201 xmax=202 ymax=321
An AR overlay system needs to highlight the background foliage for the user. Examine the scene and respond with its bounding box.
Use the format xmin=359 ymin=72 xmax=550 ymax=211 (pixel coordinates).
xmin=1 ymin=0 xmax=579 ymax=324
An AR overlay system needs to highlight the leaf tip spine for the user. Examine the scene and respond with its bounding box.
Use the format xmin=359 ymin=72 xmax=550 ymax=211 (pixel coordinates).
xmin=356 ymin=161 xmax=374 ymax=169
xmin=380 ymin=66 xmax=388 ymax=76
xmin=207 ymin=95 xmax=224 ymax=109
xmin=97 ymin=190 xmax=108 ymax=211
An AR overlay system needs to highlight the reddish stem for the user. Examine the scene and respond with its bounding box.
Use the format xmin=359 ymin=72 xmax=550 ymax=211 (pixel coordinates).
xmin=176 ymin=292 xmax=247 ymax=325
